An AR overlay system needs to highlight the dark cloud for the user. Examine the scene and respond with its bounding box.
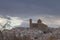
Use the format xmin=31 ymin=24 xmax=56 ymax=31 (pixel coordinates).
xmin=0 ymin=0 xmax=60 ymax=17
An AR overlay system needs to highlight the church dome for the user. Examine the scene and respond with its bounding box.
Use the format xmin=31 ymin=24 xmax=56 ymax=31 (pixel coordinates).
xmin=37 ymin=19 xmax=42 ymax=23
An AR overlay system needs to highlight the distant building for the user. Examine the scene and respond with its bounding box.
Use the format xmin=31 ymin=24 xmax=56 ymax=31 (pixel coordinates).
xmin=29 ymin=19 xmax=48 ymax=32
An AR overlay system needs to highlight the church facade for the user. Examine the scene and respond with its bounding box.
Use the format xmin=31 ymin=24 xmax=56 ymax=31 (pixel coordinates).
xmin=29 ymin=19 xmax=48 ymax=32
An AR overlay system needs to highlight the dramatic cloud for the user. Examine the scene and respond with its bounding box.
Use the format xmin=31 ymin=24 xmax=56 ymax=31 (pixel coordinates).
xmin=0 ymin=16 xmax=23 ymax=31
xmin=0 ymin=15 xmax=60 ymax=31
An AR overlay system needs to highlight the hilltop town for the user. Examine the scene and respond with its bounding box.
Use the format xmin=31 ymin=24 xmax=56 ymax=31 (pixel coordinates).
xmin=0 ymin=19 xmax=60 ymax=40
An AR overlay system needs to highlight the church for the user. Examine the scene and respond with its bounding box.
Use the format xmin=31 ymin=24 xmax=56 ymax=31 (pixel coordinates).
xmin=29 ymin=19 xmax=48 ymax=32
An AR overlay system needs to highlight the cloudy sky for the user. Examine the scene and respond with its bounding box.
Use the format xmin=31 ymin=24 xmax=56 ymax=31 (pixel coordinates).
xmin=0 ymin=0 xmax=60 ymax=30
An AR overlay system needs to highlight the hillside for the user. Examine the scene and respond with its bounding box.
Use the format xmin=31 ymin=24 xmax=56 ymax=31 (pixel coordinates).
xmin=0 ymin=27 xmax=59 ymax=40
